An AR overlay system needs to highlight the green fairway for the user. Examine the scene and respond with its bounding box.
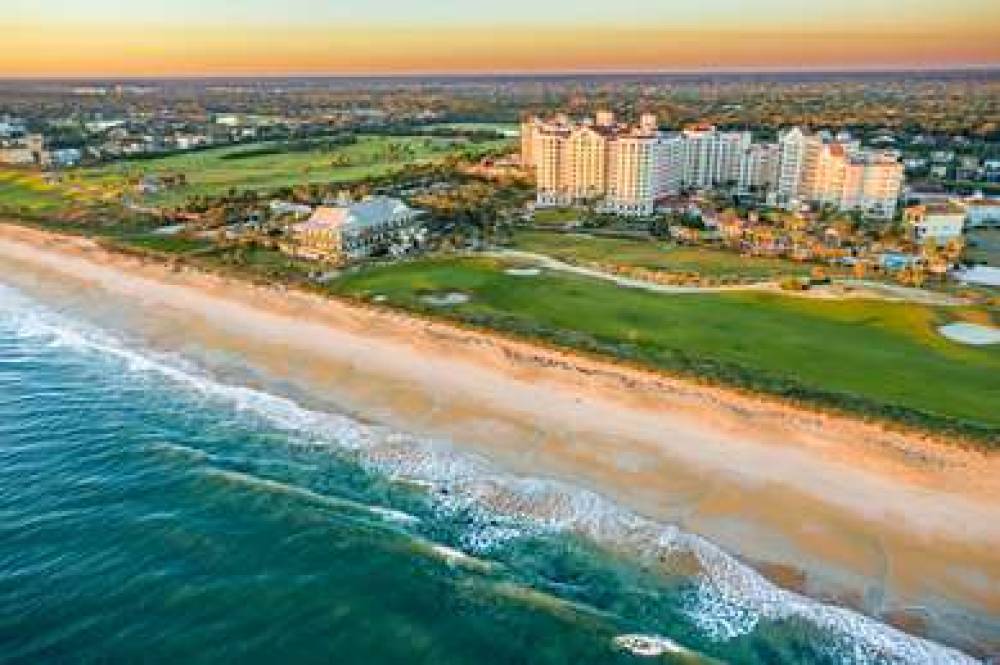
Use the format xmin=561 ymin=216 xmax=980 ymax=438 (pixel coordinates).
xmin=424 ymin=122 xmax=519 ymax=136
xmin=529 ymin=209 xmax=584 ymax=227
xmin=330 ymin=256 xmax=1000 ymax=438
xmin=76 ymin=134 xmax=513 ymax=207
xmin=511 ymin=229 xmax=826 ymax=280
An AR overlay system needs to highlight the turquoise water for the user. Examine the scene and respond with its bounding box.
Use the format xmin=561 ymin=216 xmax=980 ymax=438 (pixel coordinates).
xmin=0 ymin=283 xmax=976 ymax=664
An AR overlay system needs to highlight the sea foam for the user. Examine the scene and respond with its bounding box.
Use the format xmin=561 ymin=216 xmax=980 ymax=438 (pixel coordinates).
xmin=0 ymin=284 xmax=976 ymax=665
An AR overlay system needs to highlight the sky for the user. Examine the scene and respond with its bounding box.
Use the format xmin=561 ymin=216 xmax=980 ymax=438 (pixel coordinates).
xmin=3 ymin=0 xmax=999 ymax=77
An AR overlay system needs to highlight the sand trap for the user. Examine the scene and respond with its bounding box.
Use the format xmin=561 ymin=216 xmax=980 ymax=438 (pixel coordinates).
xmin=312 ymin=271 xmax=339 ymax=284
xmin=151 ymin=224 xmax=186 ymax=236
xmin=421 ymin=292 xmax=470 ymax=306
xmin=939 ymin=322 xmax=1000 ymax=345
xmin=505 ymin=267 xmax=541 ymax=276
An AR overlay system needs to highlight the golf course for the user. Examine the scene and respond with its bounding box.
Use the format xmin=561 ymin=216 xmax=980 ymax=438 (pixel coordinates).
xmin=78 ymin=134 xmax=511 ymax=206
xmin=0 ymin=134 xmax=513 ymax=214
xmin=330 ymin=255 xmax=1000 ymax=440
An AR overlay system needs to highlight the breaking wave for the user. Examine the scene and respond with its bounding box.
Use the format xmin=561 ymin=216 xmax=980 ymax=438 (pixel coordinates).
xmin=0 ymin=284 xmax=975 ymax=664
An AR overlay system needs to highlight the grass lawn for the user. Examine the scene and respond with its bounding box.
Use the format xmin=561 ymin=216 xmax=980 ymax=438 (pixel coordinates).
xmin=0 ymin=171 xmax=73 ymax=215
xmin=530 ymin=209 xmax=584 ymax=227
xmin=424 ymin=122 xmax=519 ymax=136
xmin=510 ymin=229 xmax=823 ymax=280
xmin=74 ymin=134 xmax=513 ymax=207
xmin=330 ymin=256 xmax=1000 ymax=437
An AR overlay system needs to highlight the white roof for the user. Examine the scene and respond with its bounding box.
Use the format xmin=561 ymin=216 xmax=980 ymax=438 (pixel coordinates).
xmin=294 ymin=197 xmax=417 ymax=235
xmin=953 ymin=266 xmax=1000 ymax=287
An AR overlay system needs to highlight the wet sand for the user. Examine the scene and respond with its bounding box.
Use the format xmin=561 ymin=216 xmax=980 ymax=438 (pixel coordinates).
xmin=1 ymin=222 xmax=998 ymax=654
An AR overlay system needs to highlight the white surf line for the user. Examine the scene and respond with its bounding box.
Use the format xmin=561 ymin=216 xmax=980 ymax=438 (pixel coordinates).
xmin=0 ymin=282 xmax=979 ymax=664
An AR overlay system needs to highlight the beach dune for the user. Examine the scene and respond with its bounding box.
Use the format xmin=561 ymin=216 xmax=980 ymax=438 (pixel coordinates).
xmin=1 ymin=222 xmax=998 ymax=653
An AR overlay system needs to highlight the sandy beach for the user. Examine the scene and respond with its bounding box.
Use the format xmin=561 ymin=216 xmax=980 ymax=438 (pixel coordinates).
xmin=1 ymin=222 xmax=998 ymax=653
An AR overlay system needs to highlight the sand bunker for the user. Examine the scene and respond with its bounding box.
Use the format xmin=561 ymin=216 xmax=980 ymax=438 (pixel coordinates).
xmin=939 ymin=322 xmax=1000 ymax=345
xmin=421 ymin=292 xmax=470 ymax=306
xmin=504 ymin=267 xmax=542 ymax=276
xmin=151 ymin=224 xmax=186 ymax=236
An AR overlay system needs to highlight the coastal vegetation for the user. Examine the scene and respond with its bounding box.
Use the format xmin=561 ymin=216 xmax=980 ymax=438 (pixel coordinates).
xmin=508 ymin=230 xmax=827 ymax=281
xmin=328 ymin=256 xmax=1000 ymax=444
xmin=1 ymin=113 xmax=996 ymax=446
xmin=2 ymin=162 xmax=996 ymax=445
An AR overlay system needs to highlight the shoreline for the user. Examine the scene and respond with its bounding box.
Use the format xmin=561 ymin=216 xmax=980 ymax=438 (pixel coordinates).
xmin=2 ymin=222 xmax=999 ymax=652
xmin=10 ymin=218 xmax=996 ymax=446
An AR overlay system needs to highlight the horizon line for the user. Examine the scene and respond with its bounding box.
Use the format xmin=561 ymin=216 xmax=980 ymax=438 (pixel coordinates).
xmin=2 ymin=63 xmax=999 ymax=82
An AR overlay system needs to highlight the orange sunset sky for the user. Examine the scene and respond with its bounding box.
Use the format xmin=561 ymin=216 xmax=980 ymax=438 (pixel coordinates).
xmin=3 ymin=0 xmax=999 ymax=76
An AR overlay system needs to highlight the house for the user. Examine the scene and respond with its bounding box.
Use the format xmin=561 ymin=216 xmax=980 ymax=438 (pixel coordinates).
xmin=964 ymin=199 xmax=1000 ymax=228
xmin=0 ymin=133 xmax=46 ymax=166
xmin=903 ymin=203 xmax=965 ymax=244
xmin=985 ymin=161 xmax=1000 ymax=184
xmin=287 ymin=197 xmax=423 ymax=263
xmin=878 ymin=252 xmax=922 ymax=271
xmin=136 ymin=175 xmax=162 ymax=195
xmin=952 ymin=266 xmax=1000 ymax=287
xmin=269 ymin=200 xmax=314 ymax=218
xmin=49 ymin=148 xmax=82 ymax=168
xmin=955 ymin=155 xmax=981 ymax=181
xmin=461 ymin=155 xmax=524 ymax=179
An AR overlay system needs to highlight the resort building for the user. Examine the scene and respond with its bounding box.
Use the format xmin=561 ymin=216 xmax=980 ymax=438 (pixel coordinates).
xmin=524 ymin=111 xmax=673 ymax=215
xmin=776 ymin=127 xmax=820 ymax=207
xmin=605 ymin=134 xmax=663 ymax=215
xmin=904 ymin=203 xmax=966 ymax=243
xmin=564 ymin=125 xmax=610 ymax=203
xmin=776 ymin=127 xmax=903 ymax=219
xmin=287 ymin=196 xmax=423 ymax=263
xmin=738 ymin=142 xmax=781 ymax=195
xmin=838 ymin=150 xmax=905 ymax=220
xmin=676 ymin=124 xmax=752 ymax=190
xmin=523 ymin=114 xmax=904 ymax=219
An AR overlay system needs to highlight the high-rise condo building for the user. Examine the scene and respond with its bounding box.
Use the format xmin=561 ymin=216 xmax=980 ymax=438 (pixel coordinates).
xmin=677 ymin=124 xmax=752 ymax=189
xmin=738 ymin=142 xmax=781 ymax=195
xmin=522 ymin=116 xmax=903 ymax=219
xmin=523 ymin=111 xmax=675 ymax=215
xmin=776 ymin=127 xmax=903 ymax=219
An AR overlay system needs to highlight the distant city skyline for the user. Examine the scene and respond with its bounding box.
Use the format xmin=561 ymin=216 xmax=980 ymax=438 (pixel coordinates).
xmin=4 ymin=0 xmax=999 ymax=77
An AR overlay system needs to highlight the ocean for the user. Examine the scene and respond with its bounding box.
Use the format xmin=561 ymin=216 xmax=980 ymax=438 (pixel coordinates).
xmin=0 ymin=282 xmax=976 ymax=664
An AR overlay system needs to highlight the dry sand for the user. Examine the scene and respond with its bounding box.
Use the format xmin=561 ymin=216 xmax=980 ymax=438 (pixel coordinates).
xmin=2 ymin=222 xmax=998 ymax=651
